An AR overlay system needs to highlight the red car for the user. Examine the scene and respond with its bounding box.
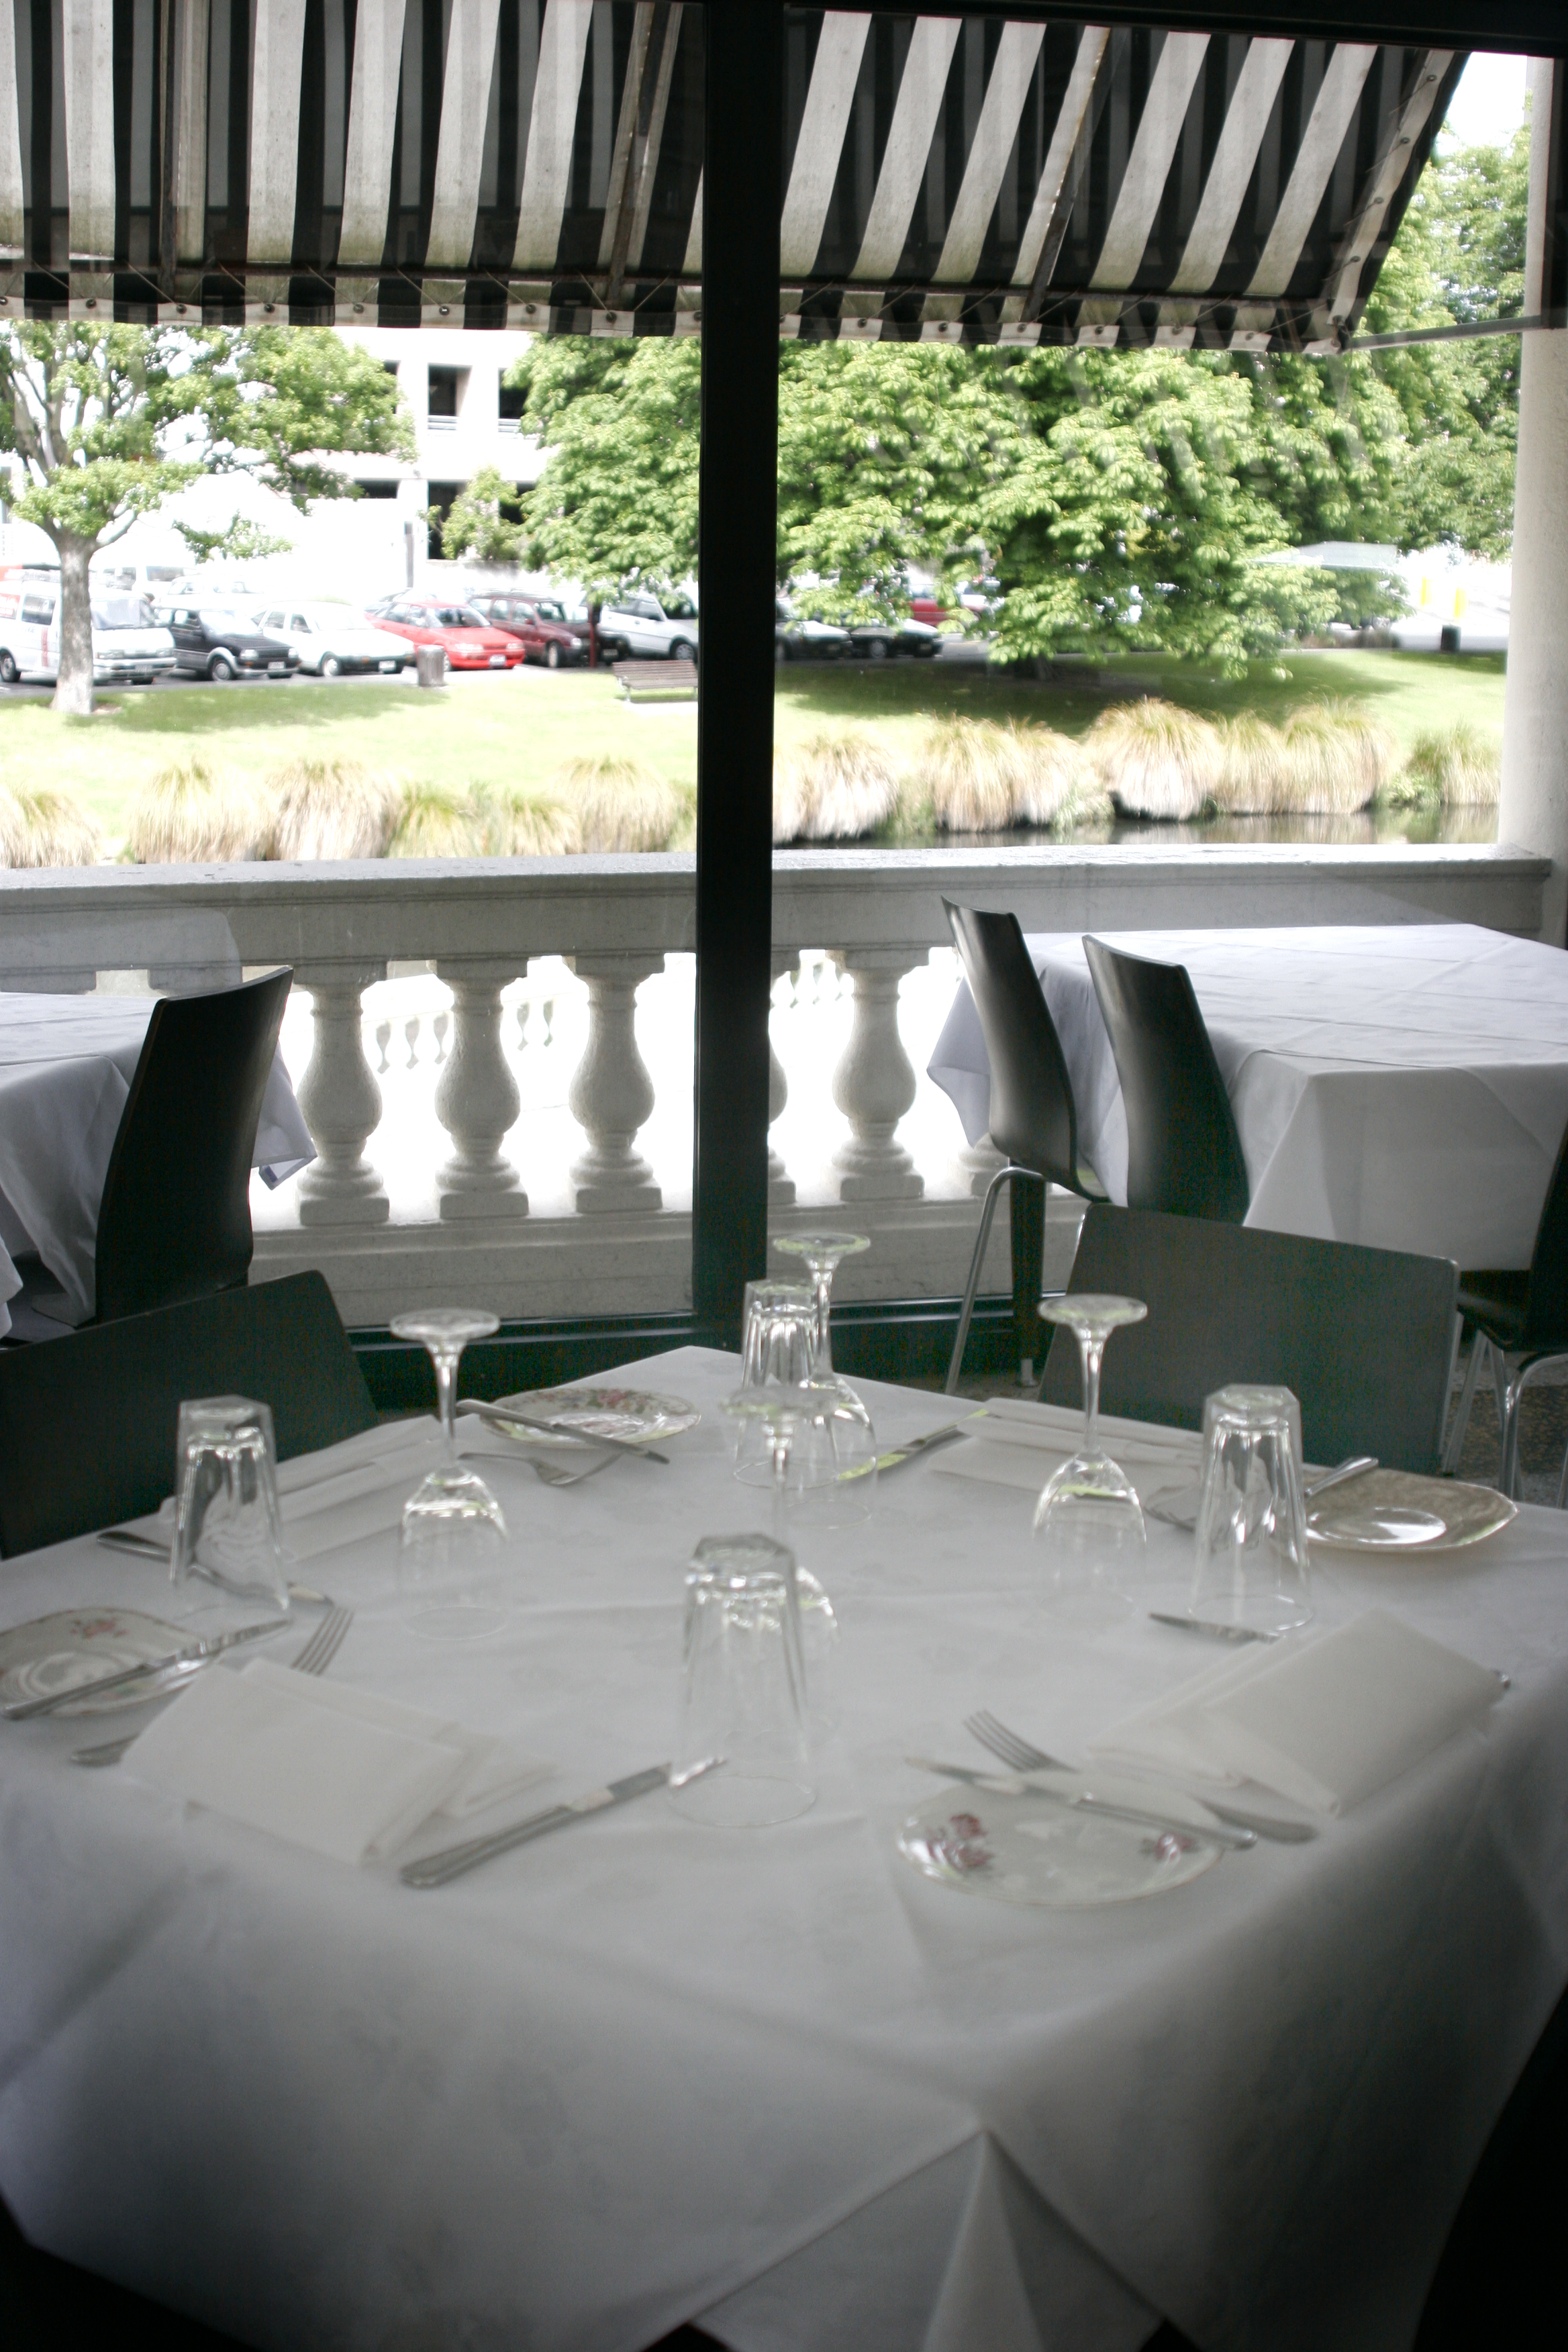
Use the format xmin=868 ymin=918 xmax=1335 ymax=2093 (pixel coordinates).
xmin=370 ymin=597 xmax=525 ymax=670
xmin=469 ymin=592 xmax=585 ymax=669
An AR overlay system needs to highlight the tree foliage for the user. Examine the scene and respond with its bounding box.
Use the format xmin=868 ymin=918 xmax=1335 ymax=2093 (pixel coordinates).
xmin=440 ymin=463 xmax=528 ymax=563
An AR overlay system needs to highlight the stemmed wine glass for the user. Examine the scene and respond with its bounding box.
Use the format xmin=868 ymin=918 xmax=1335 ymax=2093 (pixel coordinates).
xmin=772 ymin=1231 xmax=870 ymax=1375
xmin=389 ymin=1306 xmax=509 ymax=1640
xmin=1032 ymin=1293 xmax=1148 ymax=1620
xmin=720 ymin=1388 xmax=839 ymax=1730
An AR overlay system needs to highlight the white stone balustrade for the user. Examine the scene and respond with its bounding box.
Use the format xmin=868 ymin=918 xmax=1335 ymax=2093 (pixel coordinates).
xmin=0 ymin=841 xmax=1549 ymax=1322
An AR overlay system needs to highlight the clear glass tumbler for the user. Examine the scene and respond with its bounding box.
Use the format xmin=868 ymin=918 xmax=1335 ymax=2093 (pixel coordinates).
xmin=172 ymin=1395 xmax=291 ymax=1613
xmin=1191 ymin=1384 xmax=1313 ymax=1634
xmin=671 ymin=1534 xmax=814 ymax=1828
xmin=389 ymin=1306 xmax=509 ymax=1640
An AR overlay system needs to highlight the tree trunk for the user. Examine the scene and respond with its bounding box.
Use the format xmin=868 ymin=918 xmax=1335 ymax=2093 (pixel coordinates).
xmin=51 ymin=535 xmax=97 ymax=717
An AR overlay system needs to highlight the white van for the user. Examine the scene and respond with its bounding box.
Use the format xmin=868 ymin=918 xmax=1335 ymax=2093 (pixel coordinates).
xmin=0 ymin=569 xmax=177 ymax=686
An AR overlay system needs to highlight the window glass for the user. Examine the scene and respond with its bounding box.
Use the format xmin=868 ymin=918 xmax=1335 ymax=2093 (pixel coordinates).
xmin=21 ymin=594 xmax=54 ymax=622
xmin=663 ymin=593 xmax=697 ymax=621
xmin=201 ymin=609 xmax=245 ymax=630
xmin=91 ymin=597 xmax=155 ymax=630
xmin=290 ymin=615 xmax=310 ymax=632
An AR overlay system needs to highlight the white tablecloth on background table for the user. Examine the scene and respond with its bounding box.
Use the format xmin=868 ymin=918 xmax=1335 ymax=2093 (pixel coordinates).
xmin=927 ymin=924 xmax=1568 ymax=1268
xmin=0 ymin=993 xmax=314 ymax=1332
xmin=2 ymin=1346 xmax=1566 ymax=2352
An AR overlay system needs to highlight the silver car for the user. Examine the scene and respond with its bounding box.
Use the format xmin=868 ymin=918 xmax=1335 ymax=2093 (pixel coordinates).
xmin=255 ymin=603 xmax=411 ymax=675
xmin=597 ymin=591 xmax=699 ymax=662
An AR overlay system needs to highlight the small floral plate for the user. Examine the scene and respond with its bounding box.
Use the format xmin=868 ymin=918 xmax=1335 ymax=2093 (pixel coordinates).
xmin=0 ymin=1608 xmax=192 ymax=1717
xmin=491 ymin=1385 xmax=701 ymax=1448
xmin=897 ymin=1773 xmax=1224 ymax=1908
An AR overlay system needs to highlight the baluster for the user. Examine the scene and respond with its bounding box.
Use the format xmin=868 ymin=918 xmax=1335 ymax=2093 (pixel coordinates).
xmin=769 ymin=952 xmax=797 ymax=1208
xmin=432 ymin=959 xmax=530 ymax=1220
xmin=830 ymin=948 xmax=928 ymax=1202
xmin=567 ymin=955 xmax=663 ymax=1212
xmin=957 ymin=1132 xmax=1008 ymax=1198
xmin=294 ymin=963 xmax=390 ymax=1227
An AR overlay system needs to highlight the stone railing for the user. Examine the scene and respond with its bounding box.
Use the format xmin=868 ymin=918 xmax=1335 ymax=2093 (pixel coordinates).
xmin=0 ymin=840 xmax=1547 ymax=1325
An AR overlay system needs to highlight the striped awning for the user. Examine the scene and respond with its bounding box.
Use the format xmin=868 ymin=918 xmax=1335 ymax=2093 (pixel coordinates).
xmin=0 ymin=3 xmax=1463 ymax=352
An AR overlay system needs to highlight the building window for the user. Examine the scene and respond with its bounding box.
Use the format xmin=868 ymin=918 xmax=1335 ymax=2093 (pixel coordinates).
xmin=357 ymin=481 xmax=400 ymax=499
xmin=426 ymin=482 xmax=464 ymax=560
xmin=428 ymin=366 xmax=466 ymax=428
xmin=498 ymin=382 xmax=526 ymax=435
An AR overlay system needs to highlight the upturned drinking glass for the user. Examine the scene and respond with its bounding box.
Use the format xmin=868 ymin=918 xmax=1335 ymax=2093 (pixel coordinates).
xmin=172 ymin=1395 xmax=291 ymax=1614
xmin=718 ymin=1389 xmax=840 ymax=1728
xmin=1191 ymin=1385 xmax=1313 ymax=1634
xmin=671 ymin=1533 xmax=814 ymax=1828
xmin=1032 ymin=1293 xmax=1149 ymax=1619
xmin=390 ymin=1306 xmax=509 ymax=1640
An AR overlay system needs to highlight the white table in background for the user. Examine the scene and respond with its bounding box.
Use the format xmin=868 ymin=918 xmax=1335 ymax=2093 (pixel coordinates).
xmin=1 ymin=1345 xmax=1566 ymax=2352
xmin=0 ymin=992 xmax=313 ymax=1334
xmin=928 ymin=924 xmax=1568 ymax=1268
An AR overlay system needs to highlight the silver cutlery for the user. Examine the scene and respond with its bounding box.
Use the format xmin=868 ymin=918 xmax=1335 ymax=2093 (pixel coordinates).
xmin=401 ymin=1755 xmax=722 ymax=1888
xmin=1148 ymin=1612 xmax=1281 ymax=1646
xmin=5 ymin=1615 xmax=295 ymax=1721
xmin=838 ymin=1423 xmax=969 ymax=1481
xmin=71 ymin=1605 xmax=355 ymax=1767
xmin=910 ymin=1757 xmax=1258 ymax=1852
xmin=964 ymin=1708 xmax=1317 ymax=1845
xmin=458 ymin=1397 xmax=669 ymax=1465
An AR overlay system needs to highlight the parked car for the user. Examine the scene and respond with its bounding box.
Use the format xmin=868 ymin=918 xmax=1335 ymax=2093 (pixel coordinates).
xmin=368 ymin=597 xmax=525 ymax=671
xmin=161 ymin=603 xmax=301 ymax=681
xmin=596 ymin=591 xmax=699 ymax=662
xmin=775 ymin=599 xmax=850 ymax=663
xmin=847 ymin=615 xmax=942 ymax=660
xmin=0 ymin=571 xmax=176 ymax=685
xmin=254 ymin=603 xmax=410 ymax=676
xmin=467 ymin=593 xmax=585 ymax=669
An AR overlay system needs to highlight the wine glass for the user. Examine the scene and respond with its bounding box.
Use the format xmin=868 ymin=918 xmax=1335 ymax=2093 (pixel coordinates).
xmin=1032 ymin=1293 xmax=1148 ymax=1620
xmin=732 ymin=1283 xmax=877 ymax=1523
xmin=389 ymin=1306 xmax=509 ymax=1640
xmin=772 ymin=1230 xmax=870 ymax=1374
xmin=719 ymin=1389 xmax=840 ymax=1729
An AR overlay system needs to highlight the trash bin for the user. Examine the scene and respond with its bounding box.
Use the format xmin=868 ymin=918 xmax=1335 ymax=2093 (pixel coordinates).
xmin=415 ymin=644 xmax=446 ymax=689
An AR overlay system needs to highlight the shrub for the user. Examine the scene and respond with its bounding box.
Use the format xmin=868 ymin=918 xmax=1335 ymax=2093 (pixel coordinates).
xmin=1385 ymin=720 xmax=1502 ymax=808
xmin=1085 ymin=700 xmax=1222 ymax=820
xmin=125 ymin=756 xmax=272 ymax=863
xmin=475 ymin=780 xmax=583 ymax=856
xmin=1277 ymin=701 xmax=1399 ymax=812
xmin=1010 ymin=724 xmax=1107 ymax=829
xmin=773 ymin=733 xmax=901 ymax=842
xmin=266 ymin=757 xmax=402 ymax=859
xmin=905 ymin=718 xmax=1018 ymax=833
xmin=1212 ymin=713 xmax=1291 ymax=814
xmin=550 ymin=754 xmax=691 ymax=852
xmin=0 ymin=780 xmax=103 ymax=867
xmin=387 ymin=779 xmax=487 ymax=859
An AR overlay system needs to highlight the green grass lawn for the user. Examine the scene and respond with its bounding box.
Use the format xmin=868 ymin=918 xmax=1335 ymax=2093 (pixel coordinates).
xmin=0 ymin=647 xmax=1506 ymax=854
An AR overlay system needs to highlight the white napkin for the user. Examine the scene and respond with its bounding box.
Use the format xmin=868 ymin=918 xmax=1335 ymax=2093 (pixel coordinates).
xmin=124 ymin=1658 xmax=551 ymax=1863
xmin=932 ymin=1397 xmax=1201 ymax=1491
xmin=1093 ymin=1610 xmax=1504 ymax=1814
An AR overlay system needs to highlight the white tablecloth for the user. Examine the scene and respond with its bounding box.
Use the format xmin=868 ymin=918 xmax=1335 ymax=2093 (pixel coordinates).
xmin=0 ymin=993 xmax=313 ymax=1332
xmin=2 ymin=1346 xmax=1565 ymax=2352
xmin=927 ymin=925 xmax=1568 ymax=1269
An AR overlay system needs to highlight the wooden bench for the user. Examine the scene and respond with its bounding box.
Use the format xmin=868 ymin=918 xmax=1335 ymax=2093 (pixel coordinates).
xmin=613 ymin=658 xmax=698 ymax=703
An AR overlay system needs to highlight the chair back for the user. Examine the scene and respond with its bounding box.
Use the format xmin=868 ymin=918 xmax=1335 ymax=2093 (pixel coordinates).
xmin=94 ymin=969 xmax=293 ymax=1323
xmin=1524 ymin=1116 xmax=1568 ymax=1348
xmin=1041 ymin=1206 xmax=1457 ymax=1473
xmin=1082 ymin=936 xmax=1249 ymax=1222
xmin=944 ymin=902 xmax=1084 ymax=1187
xmin=0 ymin=1271 xmax=377 ymax=1556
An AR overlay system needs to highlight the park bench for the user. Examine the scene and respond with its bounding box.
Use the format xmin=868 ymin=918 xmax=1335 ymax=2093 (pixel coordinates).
xmin=613 ymin=658 xmax=698 ymax=703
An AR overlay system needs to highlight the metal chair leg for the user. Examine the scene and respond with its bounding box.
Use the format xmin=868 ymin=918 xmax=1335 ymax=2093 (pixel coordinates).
xmin=945 ymin=1165 xmax=1022 ymax=1395
xmin=1442 ymin=1329 xmax=1485 ymax=1475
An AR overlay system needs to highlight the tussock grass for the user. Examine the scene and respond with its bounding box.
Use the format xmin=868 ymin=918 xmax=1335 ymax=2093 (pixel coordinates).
xmin=550 ymin=754 xmax=691 ymax=852
xmin=773 ymin=732 xmax=901 ymax=842
xmin=388 ymin=779 xmax=486 ymax=859
xmin=125 ymin=756 xmax=273 ymax=863
xmin=1086 ymin=700 xmax=1222 ymax=820
xmin=1277 ymin=701 xmax=1399 ymax=812
xmin=1212 ymin=712 xmax=1291 ymax=814
xmin=1385 ymin=719 xmax=1502 ymax=808
xmin=907 ymin=718 xmax=1018 ymax=833
xmin=476 ymin=779 xmax=583 ymax=857
xmin=266 ymin=757 xmax=403 ymax=861
xmin=0 ymin=779 xmax=103 ymax=867
xmin=1011 ymin=725 xmax=1108 ymax=828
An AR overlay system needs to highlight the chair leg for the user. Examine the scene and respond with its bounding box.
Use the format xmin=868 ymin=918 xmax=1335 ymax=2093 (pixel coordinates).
xmin=1442 ymin=1330 xmax=1485 ymax=1475
xmin=944 ymin=1166 xmax=1014 ymax=1395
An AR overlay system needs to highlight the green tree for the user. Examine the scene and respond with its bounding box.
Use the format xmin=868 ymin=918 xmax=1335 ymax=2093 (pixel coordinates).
xmin=0 ymin=324 xmax=412 ymax=715
xmin=440 ymin=464 xmax=528 ymax=564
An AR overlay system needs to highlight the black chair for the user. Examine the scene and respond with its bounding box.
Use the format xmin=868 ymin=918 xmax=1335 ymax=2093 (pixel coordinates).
xmin=0 ymin=1270 xmax=377 ymax=1556
xmin=1082 ymin=937 xmax=1250 ymax=1223
xmin=942 ymin=902 xmax=1108 ymax=1393
xmin=1041 ymin=1206 xmax=1458 ymax=1474
xmin=1442 ymin=1114 xmax=1568 ymax=1499
xmin=6 ymin=968 xmax=294 ymax=1340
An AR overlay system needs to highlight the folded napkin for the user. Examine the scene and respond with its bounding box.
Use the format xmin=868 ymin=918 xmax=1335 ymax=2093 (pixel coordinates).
xmin=125 ymin=1657 xmax=550 ymax=1863
xmin=932 ymin=1396 xmax=1201 ymax=1492
xmin=1092 ymin=1610 xmax=1503 ymax=1815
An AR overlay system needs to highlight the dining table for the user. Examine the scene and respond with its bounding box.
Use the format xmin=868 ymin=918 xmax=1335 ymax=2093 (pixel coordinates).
xmin=1 ymin=1343 xmax=1565 ymax=2352
xmin=927 ymin=924 xmax=1568 ymax=1268
xmin=0 ymin=991 xmax=314 ymax=1335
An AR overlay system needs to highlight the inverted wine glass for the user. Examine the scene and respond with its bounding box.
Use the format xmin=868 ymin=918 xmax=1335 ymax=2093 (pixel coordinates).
xmin=1032 ymin=1293 xmax=1148 ymax=1620
xmin=772 ymin=1231 xmax=870 ymax=1375
xmin=389 ymin=1306 xmax=509 ymax=1640
xmin=719 ymin=1389 xmax=840 ymax=1728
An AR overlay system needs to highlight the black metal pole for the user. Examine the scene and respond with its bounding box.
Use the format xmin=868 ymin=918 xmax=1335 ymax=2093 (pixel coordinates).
xmin=692 ymin=1 xmax=783 ymax=1346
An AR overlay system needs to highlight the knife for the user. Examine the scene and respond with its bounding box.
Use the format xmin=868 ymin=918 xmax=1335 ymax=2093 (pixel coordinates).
xmin=837 ymin=1422 xmax=970 ymax=1481
xmin=401 ymin=1757 xmax=722 ymax=1888
xmin=908 ymin=1756 xmax=1258 ymax=1851
xmin=1148 ymin=1612 xmax=1281 ymax=1646
xmin=458 ymin=1397 xmax=669 ymax=1465
xmin=3 ymin=1617 xmax=289 ymax=1720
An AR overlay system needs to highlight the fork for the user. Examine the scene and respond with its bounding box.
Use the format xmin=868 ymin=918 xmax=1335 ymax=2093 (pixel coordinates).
xmin=70 ymin=1605 xmax=354 ymax=1768
xmin=963 ymin=1709 xmax=1317 ymax=1845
